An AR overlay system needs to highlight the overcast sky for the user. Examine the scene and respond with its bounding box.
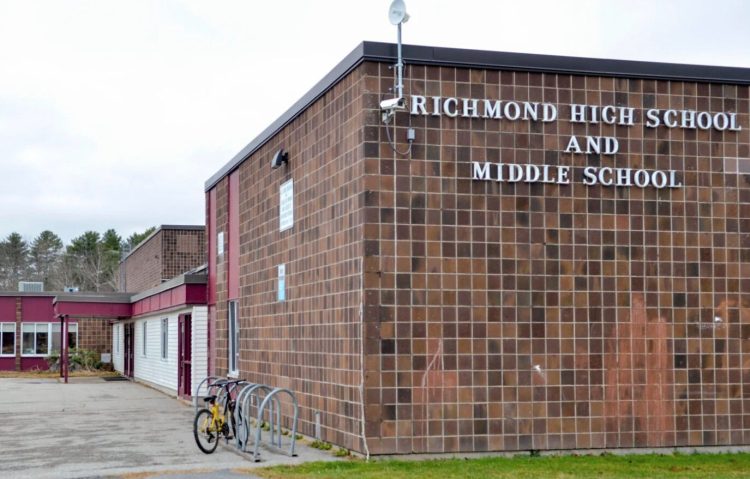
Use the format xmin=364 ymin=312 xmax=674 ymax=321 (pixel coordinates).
xmin=0 ymin=0 xmax=748 ymax=243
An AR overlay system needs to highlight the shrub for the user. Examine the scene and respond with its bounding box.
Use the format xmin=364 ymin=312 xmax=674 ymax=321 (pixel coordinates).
xmin=46 ymin=348 xmax=104 ymax=372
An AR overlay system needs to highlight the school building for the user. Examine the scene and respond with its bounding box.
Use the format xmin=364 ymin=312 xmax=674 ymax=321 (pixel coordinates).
xmin=204 ymin=42 xmax=750 ymax=455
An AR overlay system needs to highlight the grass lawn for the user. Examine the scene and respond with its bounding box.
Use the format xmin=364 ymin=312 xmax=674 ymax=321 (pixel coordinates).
xmin=254 ymin=452 xmax=750 ymax=479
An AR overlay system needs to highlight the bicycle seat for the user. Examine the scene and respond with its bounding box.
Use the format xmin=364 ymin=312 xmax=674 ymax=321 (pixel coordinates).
xmin=203 ymin=395 xmax=217 ymax=403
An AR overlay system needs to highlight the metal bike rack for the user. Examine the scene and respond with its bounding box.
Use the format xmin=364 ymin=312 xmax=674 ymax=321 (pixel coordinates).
xmin=194 ymin=376 xmax=221 ymax=410
xmin=236 ymin=383 xmax=277 ymax=451
xmin=252 ymin=387 xmax=299 ymax=462
xmin=195 ymin=377 xmax=298 ymax=462
xmin=233 ymin=382 xmax=256 ymax=449
xmin=228 ymin=381 xmax=255 ymax=448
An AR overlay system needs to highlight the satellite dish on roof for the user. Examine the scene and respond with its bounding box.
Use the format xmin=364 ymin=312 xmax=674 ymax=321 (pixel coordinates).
xmin=388 ymin=0 xmax=409 ymax=25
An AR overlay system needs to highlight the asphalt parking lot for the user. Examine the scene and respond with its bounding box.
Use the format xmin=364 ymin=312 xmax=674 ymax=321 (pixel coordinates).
xmin=0 ymin=377 xmax=334 ymax=479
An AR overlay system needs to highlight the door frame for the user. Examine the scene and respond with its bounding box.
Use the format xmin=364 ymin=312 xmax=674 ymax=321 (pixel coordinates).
xmin=124 ymin=322 xmax=135 ymax=378
xmin=177 ymin=313 xmax=192 ymax=398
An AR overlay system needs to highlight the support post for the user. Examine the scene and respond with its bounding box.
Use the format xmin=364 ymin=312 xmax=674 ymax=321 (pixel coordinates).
xmin=62 ymin=314 xmax=69 ymax=384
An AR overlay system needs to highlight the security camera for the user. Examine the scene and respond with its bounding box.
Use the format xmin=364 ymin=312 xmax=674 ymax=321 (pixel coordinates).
xmin=271 ymin=149 xmax=288 ymax=169
xmin=380 ymin=97 xmax=406 ymax=110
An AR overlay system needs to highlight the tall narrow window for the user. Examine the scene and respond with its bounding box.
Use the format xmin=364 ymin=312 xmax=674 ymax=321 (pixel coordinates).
xmin=142 ymin=321 xmax=148 ymax=356
xmin=161 ymin=318 xmax=168 ymax=360
xmin=115 ymin=325 xmax=119 ymax=353
xmin=228 ymin=301 xmax=239 ymax=375
xmin=0 ymin=323 xmax=15 ymax=356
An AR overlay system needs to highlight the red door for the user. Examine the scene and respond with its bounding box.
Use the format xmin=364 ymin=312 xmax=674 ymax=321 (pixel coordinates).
xmin=124 ymin=323 xmax=134 ymax=378
xmin=178 ymin=314 xmax=192 ymax=398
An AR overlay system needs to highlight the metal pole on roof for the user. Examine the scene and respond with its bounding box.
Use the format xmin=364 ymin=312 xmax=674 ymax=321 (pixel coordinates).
xmin=396 ymin=22 xmax=404 ymax=100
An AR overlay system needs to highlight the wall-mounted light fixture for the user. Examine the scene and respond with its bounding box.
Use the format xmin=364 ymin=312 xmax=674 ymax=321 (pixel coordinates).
xmin=271 ymin=149 xmax=289 ymax=169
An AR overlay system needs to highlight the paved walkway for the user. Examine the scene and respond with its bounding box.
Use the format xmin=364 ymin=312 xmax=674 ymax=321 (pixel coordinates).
xmin=0 ymin=377 xmax=336 ymax=479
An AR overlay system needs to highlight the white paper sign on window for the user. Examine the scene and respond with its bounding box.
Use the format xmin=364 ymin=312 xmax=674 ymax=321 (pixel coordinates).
xmin=279 ymin=179 xmax=294 ymax=232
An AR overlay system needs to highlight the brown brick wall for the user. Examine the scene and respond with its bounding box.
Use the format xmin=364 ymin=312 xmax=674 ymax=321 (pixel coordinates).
xmin=120 ymin=227 xmax=205 ymax=293
xmin=213 ymin=65 xmax=366 ymax=451
xmin=361 ymin=63 xmax=750 ymax=454
xmin=162 ymin=229 xmax=206 ymax=280
xmin=210 ymin=57 xmax=750 ymax=456
xmin=214 ymin=179 xmax=229 ymax=376
xmin=121 ymin=233 xmax=163 ymax=292
xmin=77 ymin=317 xmax=112 ymax=355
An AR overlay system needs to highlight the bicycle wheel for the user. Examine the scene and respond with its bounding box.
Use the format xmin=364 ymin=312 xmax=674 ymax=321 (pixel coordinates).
xmin=193 ymin=408 xmax=220 ymax=454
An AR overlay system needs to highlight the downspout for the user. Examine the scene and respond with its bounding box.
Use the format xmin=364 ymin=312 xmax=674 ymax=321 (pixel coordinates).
xmin=358 ymin=256 xmax=370 ymax=460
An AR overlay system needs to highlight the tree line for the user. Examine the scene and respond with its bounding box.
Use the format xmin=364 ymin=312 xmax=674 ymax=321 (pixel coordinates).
xmin=0 ymin=227 xmax=156 ymax=292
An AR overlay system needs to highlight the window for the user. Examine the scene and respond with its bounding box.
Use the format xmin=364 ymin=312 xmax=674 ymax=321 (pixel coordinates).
xmin=115 ymin=325 xmax=119 ymax=353
xmin=1 ymin=323 xmax=15 ymax=356
xmin=160 ymin=318 xmax=168 ymax=360
xmin=22 ymin=323 xmax=49 ymax=356
xmin=142 ymin=321 xmax=148 ymax=356
xmin=51 ymin=323 xmax=78 ymax=353
xmin=228 ymin=301 xmax=239 ymax=375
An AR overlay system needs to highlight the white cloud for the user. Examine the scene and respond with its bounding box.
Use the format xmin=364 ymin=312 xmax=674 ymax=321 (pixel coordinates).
xmin=0 ymin=0 xmax=747 ymax=243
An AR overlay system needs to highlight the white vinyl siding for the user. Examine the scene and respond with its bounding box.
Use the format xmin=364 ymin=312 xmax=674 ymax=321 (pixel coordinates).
xmin=113 ymin=323 xmax=124 ymax=373
xmin=190 ymin=306 xmax=208 ymax=397
xmin=112 ymin=307 xmax=208 ymax=398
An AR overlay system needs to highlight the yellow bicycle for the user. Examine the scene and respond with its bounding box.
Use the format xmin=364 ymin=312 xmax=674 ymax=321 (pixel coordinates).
xmin=193 ymin=379 xmax=242 ymax=454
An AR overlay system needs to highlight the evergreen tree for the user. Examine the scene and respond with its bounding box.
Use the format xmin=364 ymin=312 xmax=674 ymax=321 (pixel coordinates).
xmin=125 ymin=226 xmax=156 ymax=252
xmin=29 ymin=230 xmax=63 ymax=290
xmin=0 ymin=233 xmax=30 ymax=290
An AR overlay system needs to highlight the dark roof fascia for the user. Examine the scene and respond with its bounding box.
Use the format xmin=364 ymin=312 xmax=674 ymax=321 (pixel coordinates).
xmin=362 ymin=42 xmax=750 ymax=84
xmin=0 ymin=292 xmax=57 ymax=297
xmin=159 ymin=224 xmax=205 ymax=231
xmin=52 ymin=293 xmax=133 ymax=305
xmin=130 ymin=273 xmax=207 ymax=303
xmin=205 ymin=41 xmax=750 ymax=191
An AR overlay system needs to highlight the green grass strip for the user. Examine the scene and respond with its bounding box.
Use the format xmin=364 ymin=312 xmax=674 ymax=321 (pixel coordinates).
xmin=255 ymin=452 xmax=750 ymax=479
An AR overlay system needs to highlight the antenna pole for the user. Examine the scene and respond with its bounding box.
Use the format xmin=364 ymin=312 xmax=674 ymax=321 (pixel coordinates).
xmin=396 ymin=22 xmax=404 ymax=99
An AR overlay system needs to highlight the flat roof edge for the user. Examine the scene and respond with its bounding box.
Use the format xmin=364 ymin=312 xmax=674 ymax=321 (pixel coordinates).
xmin=205 ymin=41 xmax=750 ymax=191
xmin=204 ymin=42 xmax=368 ymax=191
xmin=53 ymin=293 xmax=133 ymax=304
xmin=121 ymin=224 xmax=205 ymax=263
xmin=362 ymin=42 xmax=750 ymax=84
xmin=130 ymin=273 xmax=207 ymax=303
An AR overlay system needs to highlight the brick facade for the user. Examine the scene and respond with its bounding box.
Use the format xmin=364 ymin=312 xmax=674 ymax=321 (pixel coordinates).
xmin=207 ymin=44 xmax=750 ymax=455
xmin=120 ymin=226 xmax=205 ymax=293
xmin=210 ymin=66 xmax=365 ymax=450
xmin=77 ymin=317 xmax=112 ymax=355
